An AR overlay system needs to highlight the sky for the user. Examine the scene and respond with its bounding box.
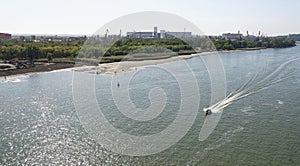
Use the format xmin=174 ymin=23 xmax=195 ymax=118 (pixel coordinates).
xmin=1 ymin=0 xmax=299 ymax=36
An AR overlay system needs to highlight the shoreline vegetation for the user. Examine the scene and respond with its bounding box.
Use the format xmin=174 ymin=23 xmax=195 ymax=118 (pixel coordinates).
xmin=0 ymin=36 xmax=296 ymax=77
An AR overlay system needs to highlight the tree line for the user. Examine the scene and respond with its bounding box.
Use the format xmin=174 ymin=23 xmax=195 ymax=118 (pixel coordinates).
xmin=0 ymin=36 xmax=296 ymax=62
xmin=0 ymin=38 xmax=83 ymax=61
xmin=211 ymin=37 xmax=296 ymax=50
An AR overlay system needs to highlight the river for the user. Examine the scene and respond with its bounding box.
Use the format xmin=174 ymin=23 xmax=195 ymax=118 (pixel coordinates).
xmin=1 ymin=45 xmax=300 ymax=165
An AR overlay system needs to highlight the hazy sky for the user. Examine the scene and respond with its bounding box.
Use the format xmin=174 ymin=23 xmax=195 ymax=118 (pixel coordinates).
xmin=1 ymin=0 xmax=299 ymax=36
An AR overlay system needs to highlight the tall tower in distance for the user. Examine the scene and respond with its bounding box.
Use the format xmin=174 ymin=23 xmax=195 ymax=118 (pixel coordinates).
xmin=154 ymin=26 xmax=158 ymax=38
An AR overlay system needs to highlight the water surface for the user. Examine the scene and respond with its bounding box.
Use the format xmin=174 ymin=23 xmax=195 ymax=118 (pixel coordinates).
xmin=1 ymin=45 xmax=300 ymax=165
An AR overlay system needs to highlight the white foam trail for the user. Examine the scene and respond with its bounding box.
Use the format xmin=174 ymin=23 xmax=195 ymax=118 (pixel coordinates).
xmin=203 ymin=57 xmax=300 ymax=114
xmin=199 ymin=57 xmax=300 ymax=142
xmin=2 ymin=75 xmax=29 ymax=83
xmin=277 ymin=100 xmax=284 ymax=105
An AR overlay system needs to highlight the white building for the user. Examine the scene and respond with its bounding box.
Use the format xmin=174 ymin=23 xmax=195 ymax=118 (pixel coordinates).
xmin=127 ymin=27 xmax=192 ymax=39
xmin=222 ymin=33 xmax=243 ymax=40
xmin=160 ymin=30 xmax=166 ymax=38
xmin=165 ymin=32 xmax=192 ymax=38
xmin=127 ymin=31 xmax=154 ymax=39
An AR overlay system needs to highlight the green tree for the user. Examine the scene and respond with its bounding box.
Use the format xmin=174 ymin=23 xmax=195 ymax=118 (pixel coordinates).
xmin=26 ymin=45 xmax=40 ymax=64
xmin=47 ymin=52 xmax=53 ymax=62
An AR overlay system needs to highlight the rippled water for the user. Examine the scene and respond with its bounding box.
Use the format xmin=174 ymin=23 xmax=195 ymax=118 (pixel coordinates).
xmin=1 ymin=45 xmax=300 ymax=165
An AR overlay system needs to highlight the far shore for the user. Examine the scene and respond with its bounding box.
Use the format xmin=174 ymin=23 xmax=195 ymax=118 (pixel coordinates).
xmin=0 ymin=63 xmax=74 ymax=77
xmin=0 ymin=48 xmax=265 ymax=77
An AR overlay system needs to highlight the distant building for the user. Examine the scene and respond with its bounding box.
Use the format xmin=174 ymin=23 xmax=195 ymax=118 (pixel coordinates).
xmin=127 ymin=27 xmax=192 ymax=39
xmin=154 ymin=26 xmax=158 ymax=38
xmin=288 ymin=34 xmax=300 ymax=41
xmin=0 ymin=33 xmax=12 ymax=39
xmin=127 ymin=31 xmax=155 ymax=39
xmin=244 ymin=35 xmax=256 ymax=41
xmin=165 ymin=32 xmax=192 ymax=38
xmin=160 ymin=30 xmax=166 ymax=38
xmin=222 ymin=33 xmax=242 ymax=40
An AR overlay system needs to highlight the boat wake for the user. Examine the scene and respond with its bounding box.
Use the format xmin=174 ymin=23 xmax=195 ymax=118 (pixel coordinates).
xmin=1 ymin=75 xmax=29 ymax=83
xmin=203 ymin=57 xmax=300 ymax=114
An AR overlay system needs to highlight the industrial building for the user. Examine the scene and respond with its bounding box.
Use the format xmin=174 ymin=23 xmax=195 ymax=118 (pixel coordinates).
xmin=164 ymin=31 xmax=192 ymax=38
xmin=0 ymin=33 xmax=12 ymax=39
xmin=127 ymin=27 xmax=192 ymax=39
xmin=288 ymin=34 xmax=300 ymax=41
xmin=222 ymin=33 xmax=243 ymax=40
xmin=127 ymin=31 xmax=154 ymax=39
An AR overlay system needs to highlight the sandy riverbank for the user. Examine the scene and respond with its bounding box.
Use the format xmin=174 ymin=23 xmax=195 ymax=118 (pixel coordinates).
xmin=0 ymin=49 xmax=243 ymax=77
xmin=95 ymin=50 xmax=243 ymax=74
xmin=96 ymin=52 xmax=210 ymax=74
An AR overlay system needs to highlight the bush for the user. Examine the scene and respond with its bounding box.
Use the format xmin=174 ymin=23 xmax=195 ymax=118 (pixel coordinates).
xmin=47 ymin=53 xmax=53 ymax=62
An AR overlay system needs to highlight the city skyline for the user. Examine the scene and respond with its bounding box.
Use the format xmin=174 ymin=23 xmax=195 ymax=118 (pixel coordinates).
xmin=1 ymin=0 xmax=299 ymax=36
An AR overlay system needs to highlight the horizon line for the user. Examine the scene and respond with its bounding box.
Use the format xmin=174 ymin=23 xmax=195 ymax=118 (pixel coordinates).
xmin=7 ymin=32 xmax=300 ymax=37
